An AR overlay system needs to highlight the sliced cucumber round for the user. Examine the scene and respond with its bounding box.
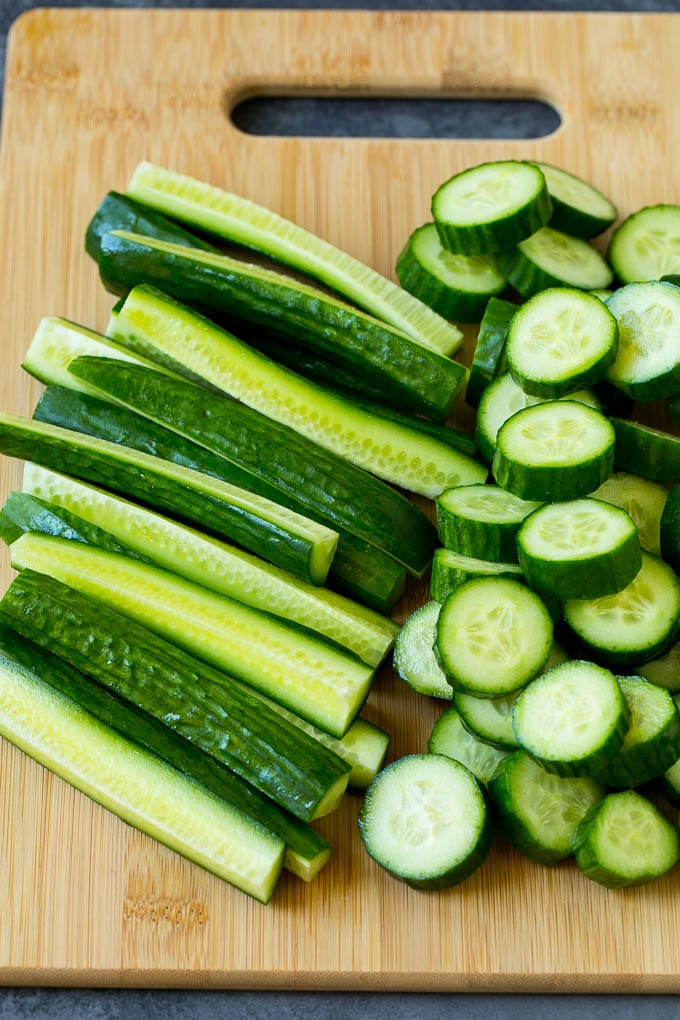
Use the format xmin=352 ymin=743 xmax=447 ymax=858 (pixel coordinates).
xmin=512 ymin=660 xmax=630 ymax=777
xmin=435 ymin=576 xmax=553 ymax=698
xmin=608 ymin=204 xmax=680 ymax=284
xmin=532 ymin=162 xmax=617 ymax=239
xmin=453 ymin=690 xmax=519 ymax=751
xmin=573 ymin=790 xmax=680 ymax=888
xmin=591 ymin=471 xmax=668 ymax=556
xmin=465 ymin=297 xmax=516 ymax=407
xmin=492 ymin=400 xmax=615 ymax=502
xmin=395 ymin=222 xmax=506 ymax=323
xmin=429 ymin=547 xmax=523 ymax=603
xmin=563 ymin=551 xmax=680 ymax=666
xmin=428 ymin=706 xmax=512 ymax=785
xmin=506 ymin=287 xmax=618 ymax=399
xmin=499 ymin=225 xmax=614 ymax=298
xmin=604 ymin=281 xmax=680 ymax=401
xmin=489 ymin=749 xmax=604 ymax=864
xmin=432 ymin=160 xmax=551 ymax=255
xmin=436 ymin=483 xmax=540 ymax=562
xmin=637 ymin=641 xmax=680 ymax=694
xmin=517 ymin=498 xmax=641 ymax=600
xmin=357 ymin=753 xmax=492 ymax=889
xmin=393 ymin=601 xmax=452 ymax=701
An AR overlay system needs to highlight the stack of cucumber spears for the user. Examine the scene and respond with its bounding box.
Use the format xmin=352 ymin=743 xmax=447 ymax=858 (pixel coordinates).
xmin=2 ymin=159 xmax=680 ymax=903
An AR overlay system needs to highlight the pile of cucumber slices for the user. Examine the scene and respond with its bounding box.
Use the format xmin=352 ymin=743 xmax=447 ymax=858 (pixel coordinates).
xmin=2 ymin=156 xmax=680 ymax=902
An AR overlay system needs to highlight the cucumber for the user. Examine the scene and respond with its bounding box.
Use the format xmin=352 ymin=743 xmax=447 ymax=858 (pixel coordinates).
xmin=432 ymin=160 xmax=551 ymax=254
xmin=498 ymin=226 xmax=614 ymax=298
xmin=0 ymin=569 xmax=351 ymax=822
xmin=573 ymin=790 xmax=680 ymax=888
xmin=66 ymin=355 xmax=436 ymax=577
xmin=358 ymin=753 xmax=492 ymax=889
xmin=0 ymin=412 xmax=337 ymax=586
xmin=516 ymin=498 xmax=642 ymax=600
xmin=392 ymin=600 xmax=453 ymax=701
xmin=594 ymin=675 xmax=680 ymax=789
xmin=85 ymin=190 xmax=219 ymax=260
xmin=591 ymin=471 xmax=668 ymax=556
xmin=0 ymin=623 xmax=330 ymax=882
xmin=0 ymin=648 xmax=285 ymax=901
xmin=453 ymin=689 xmax=519 ymax=751
xmin=531 ymin=163 xmax=617 ymax=239
xmin=429 ymin=547 xmax=523 ymax=602
xmin=21 ymin=465 xmax=397 ymax=667
xmin=125 ymin=160 xmax=464 ymax=356
xmin=563 ymin=551 xmax=680 ymax=667
xmin=32 ymin=386 xmax=406 ymax=612
xmin=492 ymin=400 xmax=615 ymax=502
xmin=608 ymin=204 xmax=680 ymax=284
xmin=611 ymin=417 xmax=680 ymax=484
xmin=96 ymin=229 xmax=466 ymax=422
xmin=427 ymin=706 xmax=511 ymax=785
xmin=435 ymin=576 xmax=554 ymax=698
xmin=512 ymin=660 xmax=630 ymax=777
xmin=505 ymin=287 xmax=618 ymax=399
xmin=488 ymin=750 xmax=604 ymax=864
xmin=637 ymin=642 xmax=680 ymax=694
xmin=465 ymin=297 xmax=516 ymax=407
xmin=10 ymin=533 xmax=375 ymax=738
xmin=604 ymin=281 xmax=680 ymax=401
xmin=108 ymin=284 xmax=487 ymax=499
xmin=436 ymin=483 xmax=540 ymax=563
xmin=395 ymin=221 xmax=506 ymax=323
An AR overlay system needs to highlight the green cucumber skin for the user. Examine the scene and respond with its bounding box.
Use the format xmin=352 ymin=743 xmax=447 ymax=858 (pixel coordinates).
xmin=465 ymin=298 xmax=516 ymax=407
xmin=0 ymin=412 xmax=328 ymax=586
xmin=85 ymin=192 xmax=219 ymax=262
xmin=97 ymin=231 xmax=464 ymax=422
xmin=0 ymin=570 xmax=349 ymax=822
xmin=0 ymin=623 xmax=330 ymax=874
xmin=67 ymin=357 xmax=436 ymax=577
xmin=32 ymin=386 xmax=406 ymax=611
xmin=612 ymin=418 xmax=680 ymax=484
xmin=662 ymin=488 xmax=680 ymax=574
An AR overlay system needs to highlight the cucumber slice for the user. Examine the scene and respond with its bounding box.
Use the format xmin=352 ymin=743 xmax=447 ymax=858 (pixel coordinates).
xmin=531 ymin=162 xmax=617 ymax=239
xmin=427 ymin=706 xmax=512 ymax=785
xmin=358 ymin=753 xmax=492 ymax=889
xmin=512 ymin=660 xmax=629 ymax=777
xmin=109 ymin=285 xmax=487 ymax=499
xmin=10 ymin=533 xmax=374 ymax=738
xmin=465 ymin=297 xmax=516 ymax=407
xmin=429 ymin=547 xmax=523 ymax=602
xmin=591 ymin=471 xmax=668 ymax=556
xmin=499 ymin=226 xmax=614 ymax=298
xmin=395 ymin=222 xmax=506 ymax=323
xmin=505 ymin=287 xmax=618 ymax=399
xmin=435 ymin=576 xmax=553 ymax=698
xmin=0 ymin=412 xmax=337 ymax=586
xmin=21 ymin=465 xmax=397 ymax=668
xmin=564 ymin=551 xmax=680 ymax=667
xmin=492 ymin=400 xmax=615 ymax=502
xmin=637 ymin=642 xmax=680 ymax=694
xmin=604 ymin=281 xmax=680 ymax=401
xmin=612 ymin=417 xmax=680 ymax=484
xmin=393 ymin=601 xmax=452 ymax=701
xmin=608 ymin=204 xmax=680 ymax=284
xmin=489 ymin=749 xmax=604 ymax=864
xmin=594 ymin=676 xmax=680 ymax=789
xmin=436 ymin=483 xmax=540 ymax=562
xmin=322 ymin=718 xmax=390 ymax=791
xmin=453 ymin=690 xmax=519 ymax=751
xmin=125 ymin=161 xmax=463 ymax=357
xmin=517 ymin=498 xmax=641 ymax=601
xmin=432 ymin=160 xmax=551 ymax=255
xmin=0 ymin=652 xmax=285 ymax=902
xmin=573 ymin=790 xmax=680 ymax=888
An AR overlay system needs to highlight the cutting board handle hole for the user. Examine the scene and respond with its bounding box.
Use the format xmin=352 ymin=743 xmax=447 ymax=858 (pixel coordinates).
xmin=230 ymin=95 xmax=561 ymax=139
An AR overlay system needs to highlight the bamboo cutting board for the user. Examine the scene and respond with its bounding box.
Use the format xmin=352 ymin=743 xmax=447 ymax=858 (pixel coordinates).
xmin=2 ymin=7 xmax=680 ymax=991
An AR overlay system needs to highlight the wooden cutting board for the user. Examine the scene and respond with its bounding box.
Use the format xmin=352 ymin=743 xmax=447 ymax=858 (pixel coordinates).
xmin=1 ymin=7 xmax=680 ymax=991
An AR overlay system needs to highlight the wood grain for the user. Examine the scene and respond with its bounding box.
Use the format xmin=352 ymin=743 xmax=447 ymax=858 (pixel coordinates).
xmin=1 ymin=8 xmax=680 ymax=990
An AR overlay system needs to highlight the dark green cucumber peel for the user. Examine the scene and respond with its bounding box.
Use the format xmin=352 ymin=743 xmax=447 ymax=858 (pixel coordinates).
xmin=32 ymin=387 xmax=407 ymax=611
xmin=66 ymin=356 xmax=437 ymax=577
xmin=96 ymin=230 xmax=466 ymax=422
xmin=0 ymin=622 xmax=331 ymax=876
xmin=0 ymin=412 xmax=331 ymax=586
xmin=85 ymin=192 xmax=219 ymax=261
xmin=0 ymin=570 xmax=350 ymax=822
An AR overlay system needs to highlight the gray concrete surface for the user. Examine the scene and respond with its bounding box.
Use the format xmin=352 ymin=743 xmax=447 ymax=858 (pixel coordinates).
xmin=1 ymin=0 xmax=680 ymax=1015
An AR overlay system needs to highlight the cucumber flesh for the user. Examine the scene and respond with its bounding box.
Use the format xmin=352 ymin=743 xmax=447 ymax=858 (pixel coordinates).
xmin=605 ymin=282 xmax=680 ymax=401
xmin=608 ymin=204 xmax=680 ymax=284
xmin=393 ymin=601 xmax=453 ymax=701
xmin=428 ymin=706 xmax=512 ymax=785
